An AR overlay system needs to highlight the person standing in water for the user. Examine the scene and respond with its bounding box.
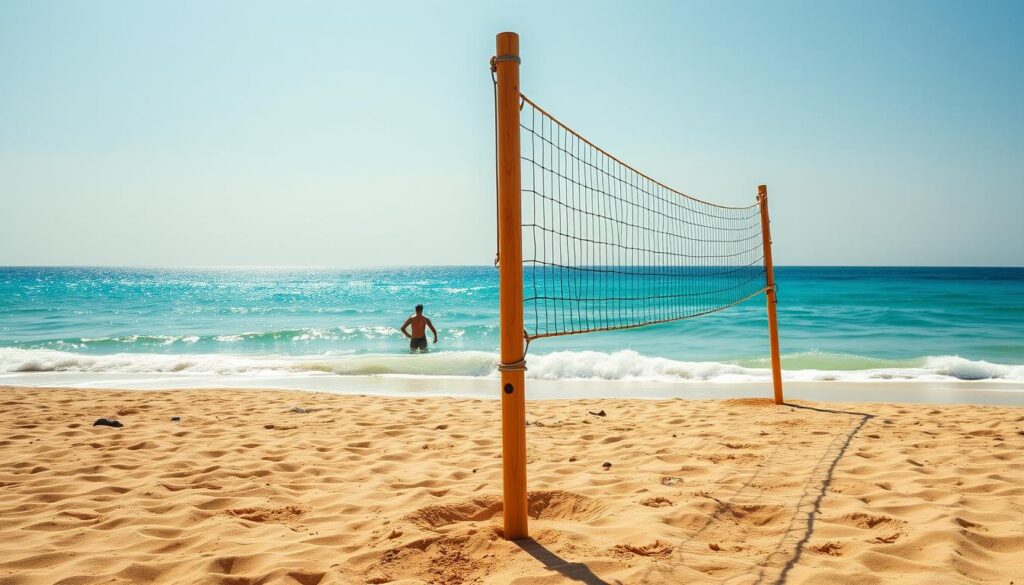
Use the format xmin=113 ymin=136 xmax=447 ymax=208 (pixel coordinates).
xmin=400 ymin=304 xmax=438 ymax=352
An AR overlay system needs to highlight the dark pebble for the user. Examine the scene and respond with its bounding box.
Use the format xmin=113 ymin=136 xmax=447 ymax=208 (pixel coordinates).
xmin=170 ymin=416 xmax=181 ymax=422
xmin=93 ymin=418 xmax=123 ymax=428
xmin=601 ymin=461 xmax=612 ymax=469
xmin=588 ymin=410 xmax=607 ymax=417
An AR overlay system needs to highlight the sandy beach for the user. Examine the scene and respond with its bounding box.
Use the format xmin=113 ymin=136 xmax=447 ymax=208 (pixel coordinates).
xmin=1 ymin=387 xmax=1022 ymax=584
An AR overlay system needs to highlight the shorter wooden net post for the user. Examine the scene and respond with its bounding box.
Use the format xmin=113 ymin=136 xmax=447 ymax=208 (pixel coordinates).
xmin=758 ymin=185 xmax=783 ymax=404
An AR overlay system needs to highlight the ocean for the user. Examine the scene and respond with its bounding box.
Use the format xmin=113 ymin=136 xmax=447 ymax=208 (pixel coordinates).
xmin=1 ymin=266 xmax=1022 ymax=391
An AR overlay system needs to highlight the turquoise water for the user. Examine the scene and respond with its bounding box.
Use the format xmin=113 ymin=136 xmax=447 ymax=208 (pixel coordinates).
xmin=1 ymin=266 xmax=1022 ymax=382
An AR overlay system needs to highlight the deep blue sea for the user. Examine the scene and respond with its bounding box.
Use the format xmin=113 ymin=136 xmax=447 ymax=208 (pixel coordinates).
xmin=1 ymin=266 xmax=1022 ymax=385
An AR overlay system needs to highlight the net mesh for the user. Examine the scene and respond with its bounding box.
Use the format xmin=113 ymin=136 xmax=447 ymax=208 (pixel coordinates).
xmin=519 ymin=95 xmax=768 ymax=341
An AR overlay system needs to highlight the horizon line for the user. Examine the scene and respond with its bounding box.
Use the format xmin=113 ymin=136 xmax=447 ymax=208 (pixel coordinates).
xmin=1 ymin=264 xmax=1022 ymax=270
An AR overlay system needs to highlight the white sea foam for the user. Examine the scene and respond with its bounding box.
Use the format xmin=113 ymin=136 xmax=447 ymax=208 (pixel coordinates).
xmin=920 ymin=355 xmax=1024 ymax=381
xmin=214 ymin=334 xmax=244 ymax=343
xmin=526 ymin=350 xmax=755 ymax=382
xmin=1 ymin=348 xmax=1022 ymax=383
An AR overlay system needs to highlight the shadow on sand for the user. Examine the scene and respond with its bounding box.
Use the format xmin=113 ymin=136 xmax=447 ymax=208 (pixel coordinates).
xmin=752 ymin=402 xmax=876 ymax=585
xmin=515 ymin=401 xmax=874 ymax=585
xmin=515 ymin=538 xmax=615 ymax=585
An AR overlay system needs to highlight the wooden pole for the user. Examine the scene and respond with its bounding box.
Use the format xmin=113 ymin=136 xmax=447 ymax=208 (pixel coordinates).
xmin=494 ymin=31 xmax=528 ymax=540
xmin=758 ymin=185 xmax=783 ymax=404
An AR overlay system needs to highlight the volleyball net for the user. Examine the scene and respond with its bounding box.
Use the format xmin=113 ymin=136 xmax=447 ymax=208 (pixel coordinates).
xmin=491 ymin=31 xmax=782 ymax=541
xmin=519 ymin=95 xmax=768 ymax=341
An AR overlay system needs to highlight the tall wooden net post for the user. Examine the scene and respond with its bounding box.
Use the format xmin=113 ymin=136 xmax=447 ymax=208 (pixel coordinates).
xmin=493 ymin=31 xmax=528 ymax=540
xmin=757 ymin=185 xmax=783 ymax=404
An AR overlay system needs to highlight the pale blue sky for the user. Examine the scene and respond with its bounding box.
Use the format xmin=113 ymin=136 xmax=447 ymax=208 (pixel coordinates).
xmin=1 ymin=0 xmax=1022 ymax=266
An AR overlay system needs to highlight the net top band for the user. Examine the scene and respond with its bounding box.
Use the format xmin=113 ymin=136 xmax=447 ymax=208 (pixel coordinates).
xmin=519 ymin=94 xmax=759 ymax=211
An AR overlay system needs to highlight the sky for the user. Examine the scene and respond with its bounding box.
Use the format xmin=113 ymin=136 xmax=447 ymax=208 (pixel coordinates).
xmin=1 ymin=0 xmax=1022 ymax=267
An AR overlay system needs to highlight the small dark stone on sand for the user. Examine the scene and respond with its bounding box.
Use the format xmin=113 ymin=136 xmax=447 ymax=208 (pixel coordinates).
xmin=472 ymin=468 xmax=478 ymax=473
xmin=588 ymin=410 xmax=607 ymax=417
xmin=569 ymin=455 xmax=578 ymax=462
xmin=170 ymin=416 xmax=181 ymax=422
xmin=709 ymin=543 xmax=721 ymax=551
xmin=602 ymin=461 xmax=612 ymax=470
xmin=93 ymin=418 xmax=123 ymax=428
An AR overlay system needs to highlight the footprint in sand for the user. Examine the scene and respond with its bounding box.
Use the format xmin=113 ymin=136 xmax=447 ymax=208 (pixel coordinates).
xmin=614 ymin=540 xmax=673 ymax=557
xmin=809 ymin=541 xmax=844 ymax=556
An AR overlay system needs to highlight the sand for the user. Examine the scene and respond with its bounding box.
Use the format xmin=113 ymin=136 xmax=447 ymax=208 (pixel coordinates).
xmin=1 ymin=386 xmax=1022 ymax=585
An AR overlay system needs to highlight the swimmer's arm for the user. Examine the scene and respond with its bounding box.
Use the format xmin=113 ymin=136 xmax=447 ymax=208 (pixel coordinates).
xmin=400 ymin=318 xmax=413 ymax=339
xmin=426 ymin=318 xmax=438 ymax=343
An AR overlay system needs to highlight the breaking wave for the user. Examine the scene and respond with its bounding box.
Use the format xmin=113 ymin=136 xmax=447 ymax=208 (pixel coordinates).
xmin=1 ymin=348 xmax=1022 ymax=383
